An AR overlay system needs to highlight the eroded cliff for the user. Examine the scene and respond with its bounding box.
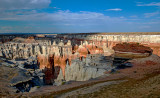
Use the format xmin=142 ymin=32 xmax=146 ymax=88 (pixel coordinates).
xmin=0 ymin=33 xmax=158 ymax=86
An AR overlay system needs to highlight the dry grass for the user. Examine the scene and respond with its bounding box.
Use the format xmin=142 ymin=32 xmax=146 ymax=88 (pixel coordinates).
xmin=76 ymin=73 xmax=160 ymax=98
xmin=66 ymin=55 xmax=160 ymax=98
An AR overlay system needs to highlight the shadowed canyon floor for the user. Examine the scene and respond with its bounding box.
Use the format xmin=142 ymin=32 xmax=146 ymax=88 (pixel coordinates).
xmin=0 ymin=33 xmax=160 ymax=97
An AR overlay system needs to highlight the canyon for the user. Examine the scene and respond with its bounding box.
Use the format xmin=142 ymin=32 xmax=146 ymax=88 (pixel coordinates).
xmin=0 ymin=32 xmax=160 ymax=96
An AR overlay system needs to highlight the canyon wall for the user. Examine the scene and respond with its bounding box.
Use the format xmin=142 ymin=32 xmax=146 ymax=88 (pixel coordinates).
xmin=57 ymin=34 xmax=160 ymax=56
xmin=0 ymin=33 xmax=160 ymax=85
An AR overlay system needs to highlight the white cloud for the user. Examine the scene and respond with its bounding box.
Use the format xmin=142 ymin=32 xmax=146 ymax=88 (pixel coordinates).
xmin=106 ymin=8 xmax=122 ymax=11
xmin=51 ymin=7 xmax=61 ymax=9
xmin=137 ymin=2 xmax=160 ymax=6
xmin=0 ymin=26 xmax=13 ymax=32
xmin=139 ymin=26 xmax=151 ymax=29
xmin=0 ymin=10 xmax=122 ymax=23
xmin=1 ymin=26 xmax=12 ymax=29
xmin=0 ymin=0 xmax=159 ymax=33
xmin=144 ymin=11 xmax=159 ymax=18
xmin=0 ymin=9 xmax=130 ymax=33
xmin=142 ymin=22 xmax=160 ymax=25
xmin=0 ymin=0 xmax=51 ymax=10
xmin=120 ymin=16 xmax=125 ymax=19
xmin=130 ymin=15 xmax=138 ymax=18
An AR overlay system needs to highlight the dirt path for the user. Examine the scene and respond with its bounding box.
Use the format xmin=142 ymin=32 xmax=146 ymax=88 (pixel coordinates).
xmin=57 ymin=80 xmax=127 ymax=98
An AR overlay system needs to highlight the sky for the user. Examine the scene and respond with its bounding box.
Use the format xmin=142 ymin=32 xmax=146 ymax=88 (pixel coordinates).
xmin=0 ymin=0 xmax=160 ymax=33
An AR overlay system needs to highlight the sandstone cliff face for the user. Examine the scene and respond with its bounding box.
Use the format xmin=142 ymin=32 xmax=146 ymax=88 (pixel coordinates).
xmin=54 ymin=55 xmax=113 ymax=85
xmin=36 ymin=39 xmax=111 ymax=84
xmin=112 ymin=43 xmax=153 ymax=59
xmin=1 ymin=33 xmax=158 ymax=85
xmin=57 ymin=34 xmax=160 ymax=56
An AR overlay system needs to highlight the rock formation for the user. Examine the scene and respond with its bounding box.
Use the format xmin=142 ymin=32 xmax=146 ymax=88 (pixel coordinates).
xmin=0 ymin=33 xmax=158 ymax=86
xmin=113 ymin=43 xmax=153 ymax=58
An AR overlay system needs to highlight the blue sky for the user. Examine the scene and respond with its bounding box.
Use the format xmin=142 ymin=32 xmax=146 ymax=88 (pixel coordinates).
xmin=0 ymin=0 xmax=160 ymax=33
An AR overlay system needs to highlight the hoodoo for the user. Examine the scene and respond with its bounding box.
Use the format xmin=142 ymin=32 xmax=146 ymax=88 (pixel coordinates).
xmin=0 ymin=33 xmax=160 ymax=95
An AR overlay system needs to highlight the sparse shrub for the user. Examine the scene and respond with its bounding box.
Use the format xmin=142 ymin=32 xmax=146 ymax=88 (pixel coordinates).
xmin=61 ymin=81 xmax=66 ymax=85
xmin=136 ymin=43 xmax=140 ymax=45
xmin=133 ymin=71 xmax=137 ymax=73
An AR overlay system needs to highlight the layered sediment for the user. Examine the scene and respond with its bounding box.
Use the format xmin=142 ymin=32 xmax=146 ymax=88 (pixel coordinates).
xmin=0 ymin=33 xmax=159 ymax=86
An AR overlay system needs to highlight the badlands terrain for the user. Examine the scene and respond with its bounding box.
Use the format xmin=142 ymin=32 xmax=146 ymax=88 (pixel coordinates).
xmin=0 ymin=32 xmax=160 ymax=97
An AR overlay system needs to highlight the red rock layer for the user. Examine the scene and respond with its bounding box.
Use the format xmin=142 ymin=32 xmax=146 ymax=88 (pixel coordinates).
xmin=25 ymin=36 xmax=37 ymax=43
xmin=38 ymin=54 xmax=55 ymax=84
xmin=113 ymin=43 xmax=153 ymax=54
xmin=37 ymin=40 xmax=107 ymax=84
xmin=82 ymin=39 xmax=160 ymax=56
xmin=38 ymin=38 xmax=160 ymax=84
xmin=77 ymin=46 xmax=89 ymax=58
xmin=86 ymin=44 xmax=104 ymax=54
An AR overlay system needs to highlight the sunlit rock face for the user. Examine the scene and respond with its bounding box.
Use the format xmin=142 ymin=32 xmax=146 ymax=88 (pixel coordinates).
xmin=113 ymin=43 xmax=153 ymax=59
xmin=77 ymin=45 xmax=89 ymax=58
xmin=57 ymin=34 xmax=160 ymax=56
xmin=1 ymin=33 xmax=159 ymax=85
xmin=36 ymin=39 xmax=111 ymax=84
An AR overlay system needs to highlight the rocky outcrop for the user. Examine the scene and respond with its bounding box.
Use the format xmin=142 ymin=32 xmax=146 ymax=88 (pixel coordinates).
xmin=0 ymin=33 xmax=158 ymax=86
xmin=64 ymin=61 xmax=107 ymax=81
xmin=113 ymin=43 xmax=152 ymax=54
xmin=57 ymin=34 xmax=160 ymax=56
xmin=54 ymin=54 xmax=113 ymax=85
xmin=113 ymin=43 xmax=153 ymax=58
xmin=0 ymin=57 xmax=43 ymax=93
